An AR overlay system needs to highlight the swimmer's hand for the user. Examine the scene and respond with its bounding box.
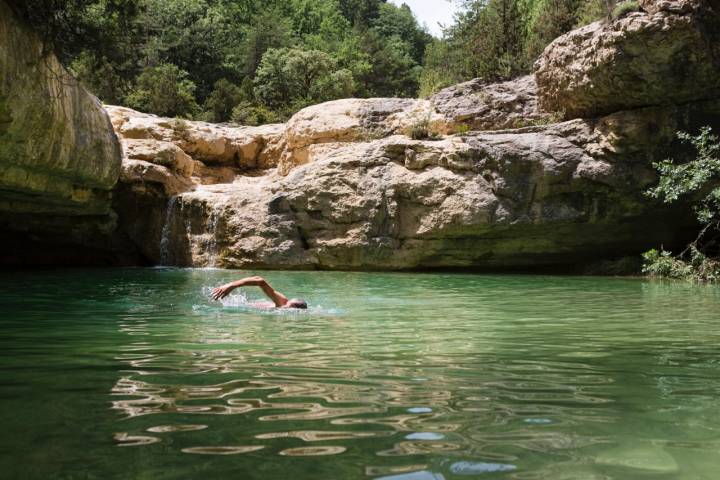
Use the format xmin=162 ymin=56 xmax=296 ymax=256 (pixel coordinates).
xmin=211 ymin=283 xmax=235 ymax=300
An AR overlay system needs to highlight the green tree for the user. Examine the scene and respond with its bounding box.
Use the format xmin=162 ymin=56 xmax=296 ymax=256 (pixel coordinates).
xmin=240 ymin=9 xmax=295 ymax=78
xmin=524 ymin=0 xmax=582 ymax=60
xmin=355 ymin=29 xmax=421 ymax=97
xmin=5 ymin=0 xmax=141 ymax=62
xmin=139 ymin=0 xmax=231 ymax=100
xmin=338 ymin=0 xmax=382 ymax=28
xmin=202 ymin=79 xmax=244 ymax=122
xmin=643 ymin=127 xmax=720 ymax=282
xmin=421 ymin=0 xmax=595 ymax=96
xmin=125 ymin=63 xmax=200 ymax=117
xmin=418 ymin=40 xmax=462 ymax=97
xmin=372 ymin=2 xmax=432 ymax=64
xmin=253 ymin=47 xmax=355 ymax=115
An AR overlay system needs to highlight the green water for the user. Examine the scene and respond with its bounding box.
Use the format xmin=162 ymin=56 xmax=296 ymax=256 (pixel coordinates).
xmin=1 ymin=269 xmax=719 ymax=480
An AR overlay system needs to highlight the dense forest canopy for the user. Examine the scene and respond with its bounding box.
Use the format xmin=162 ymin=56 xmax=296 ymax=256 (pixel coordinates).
xmin=8 ymin=0 xmax=622 ymax=123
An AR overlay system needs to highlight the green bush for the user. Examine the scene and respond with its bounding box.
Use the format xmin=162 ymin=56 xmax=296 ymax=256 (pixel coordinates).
xmin=125 ymin=64 xmax=200 ymax=118
xmin=612 ymin=1 xmax=640 ymax=19
xmin=453 ymin=123 xmax=472 ymax=135
xmin=643 ymin=127 xmax=720 ymax=282
xmin=231 ymin=102 xmax=280 ymax=126
xmin=643 ymin=248 xmax=720 ymax=282
xmin=405 ymin=114 xmax=442 ymax=141
xmin=202 ymin=79 xmax=244 ymax=123
xmin=253 ymin=47 xmax=355 ymax=114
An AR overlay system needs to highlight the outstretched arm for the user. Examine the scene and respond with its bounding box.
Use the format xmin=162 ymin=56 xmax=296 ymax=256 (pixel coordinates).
xmin=211 ymin=276 xmax=289 ymax=307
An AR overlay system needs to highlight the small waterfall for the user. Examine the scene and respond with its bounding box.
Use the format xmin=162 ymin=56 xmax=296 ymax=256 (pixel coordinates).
xmin=206 ymin=206 xmax=222 ymax=268
xmin=159 ymin=196 xmax=178 ymax=266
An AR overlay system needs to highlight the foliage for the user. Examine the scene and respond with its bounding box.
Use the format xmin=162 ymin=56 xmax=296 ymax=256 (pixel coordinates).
xmin=575 ymin=0 xmax=617 ymax=25
xmin=125 ymin=63 xmax=199 ymax=118
xmin=647 ymin=128 xmax=720 ymax=225
xmin=644 ymin=127 xmax=720 ymax=282
xmin=14 ymin=0 xmax=431 ymax=123
xmin=524 ymin=0 xmax=584 ymax=61
xmin=642 ymin=248 xmax=720 ymax=283
xmin=254 ymin=48 xmax=353 ymax=110
xmin=405 ymin=114 xmax=442 ymax=141
xmin=612 ymin=0 xmax=640 ymax=19
xmin=231 ymin=102 xmax=280 ymax=126
xmin=5 ymin=0 xmax=141 ymax=62
xmin=418 ymin=40 xmax=461 ymax=98
xmin=15 ymin=0 xmax=631 ymax=121
xmin=201 ymin=79 xmax=245 ymax=123
xmin=453 ymin=123 xmax=472 ymax=135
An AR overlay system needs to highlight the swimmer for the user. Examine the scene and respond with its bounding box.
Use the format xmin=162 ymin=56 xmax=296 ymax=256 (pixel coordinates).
xmin=211 ymin=276 xmax=308 ymax=309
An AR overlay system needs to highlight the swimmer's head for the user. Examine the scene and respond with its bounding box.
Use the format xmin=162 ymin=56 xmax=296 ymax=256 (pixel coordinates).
xmin=286 ymin=299 xmax=308 ymax=309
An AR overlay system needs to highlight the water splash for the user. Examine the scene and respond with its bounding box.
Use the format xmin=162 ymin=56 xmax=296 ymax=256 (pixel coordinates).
xmin=197 ymin=286 xmax=341 ymax=315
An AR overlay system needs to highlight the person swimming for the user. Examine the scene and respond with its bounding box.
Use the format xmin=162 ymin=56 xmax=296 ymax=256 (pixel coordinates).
xmin=211 ymin=276 xmax=308 ymax=309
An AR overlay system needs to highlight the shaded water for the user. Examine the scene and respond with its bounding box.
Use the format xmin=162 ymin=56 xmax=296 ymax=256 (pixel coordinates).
xmin=1 ymin=269 xmax=719 ymax=479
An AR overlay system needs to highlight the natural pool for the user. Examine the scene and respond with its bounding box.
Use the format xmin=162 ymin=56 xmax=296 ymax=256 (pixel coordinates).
xmin=1 ymin=269 xmax=719 ymax=479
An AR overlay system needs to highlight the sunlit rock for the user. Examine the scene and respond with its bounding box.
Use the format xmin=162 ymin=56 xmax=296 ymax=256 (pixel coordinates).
xmin=535 ymin=0 xmax=720 ymax=118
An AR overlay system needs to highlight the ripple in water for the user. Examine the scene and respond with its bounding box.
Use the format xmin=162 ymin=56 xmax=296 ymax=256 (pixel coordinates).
xmin=181 ymin=446 xmax=265 ymax=455
xmin=4 ymin=269 xmax=719 ymax=479
xmin=278 ymin=446 xmax=347 ymax=456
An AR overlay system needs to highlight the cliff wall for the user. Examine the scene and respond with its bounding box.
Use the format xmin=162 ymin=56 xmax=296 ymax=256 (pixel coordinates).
xmin=0 ymin=0 xmax=124 ymax=265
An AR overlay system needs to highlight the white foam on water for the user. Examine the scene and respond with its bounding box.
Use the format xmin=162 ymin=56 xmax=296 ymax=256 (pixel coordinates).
xmin=196 ymin=287 xmax=342 ymax=316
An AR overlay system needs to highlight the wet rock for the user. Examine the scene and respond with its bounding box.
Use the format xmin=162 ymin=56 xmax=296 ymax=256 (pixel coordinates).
xmin=144 ymin=104 xmax=706 ymax=269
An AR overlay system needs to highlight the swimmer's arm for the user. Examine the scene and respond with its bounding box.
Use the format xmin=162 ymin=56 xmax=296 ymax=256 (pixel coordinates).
xmin=211 ymin=276 xmax=289 ymax=307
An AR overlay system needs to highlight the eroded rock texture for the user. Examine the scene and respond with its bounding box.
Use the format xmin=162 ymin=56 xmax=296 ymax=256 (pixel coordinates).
xmin=535 ymin=0 xmax=720 ymax=118
xmin=0 ymin=1 xmax=123 ymax=265
xmin=113 ymin=97 xmax=713 ymax=270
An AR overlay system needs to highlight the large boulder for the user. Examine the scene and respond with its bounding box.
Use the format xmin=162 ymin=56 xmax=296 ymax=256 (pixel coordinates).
xmin=430 ymin=75 xmax=552 ymax=131
xmin=0 ymin=1 xmax=123 ymax=265
xmin=535 ymin=0 xmax=720 ymax=118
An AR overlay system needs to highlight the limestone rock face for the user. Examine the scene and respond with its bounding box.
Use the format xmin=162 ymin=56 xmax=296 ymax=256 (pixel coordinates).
xmin=430 ymin=75 xmax=551 ymax=130
xmin=278 ymin=98 xmax=441 ymax=175
xmin=276 ymin=80 xmax=555 ymax=174
xmin=107 ymin=105 xmax=287 ymax=263
xmin=0 ymin=1 xmax=123 ymax=265
xmin=133 ymin=100 xmax=715 ymax=270
xmin=535 ymin=0 xmax=720 ymax=118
